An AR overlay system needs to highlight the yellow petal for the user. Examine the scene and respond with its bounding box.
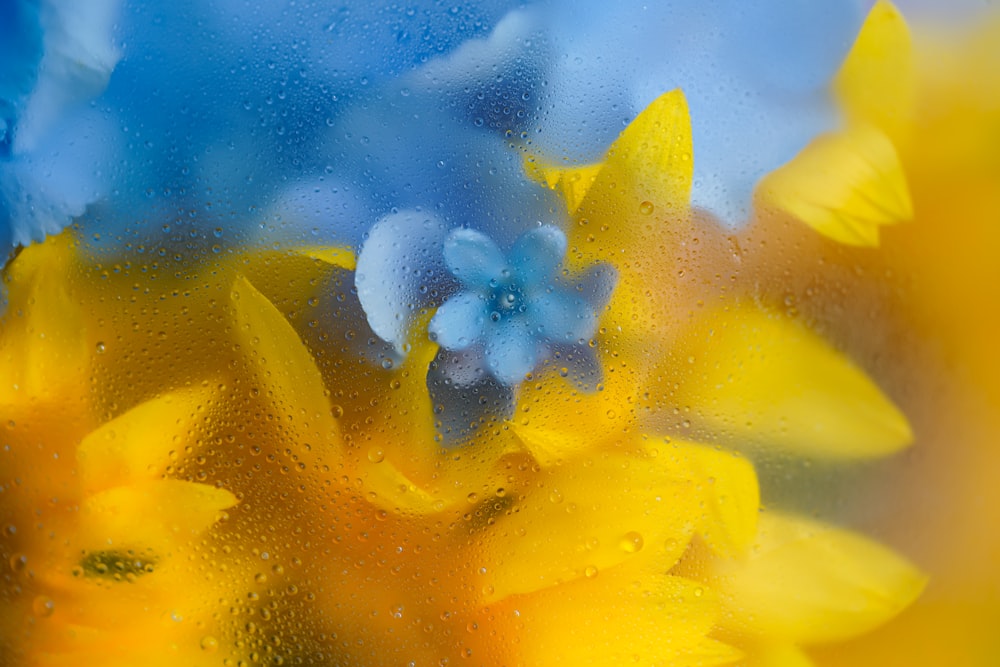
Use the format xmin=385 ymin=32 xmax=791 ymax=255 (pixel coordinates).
xmin=567 ymin=89 xmax=693 ymax=268
xmin=745 ymin=643 xmax=816 ymax=667
xmin=290 ymin=245 xmax=357 ymax=271
xmin=511 ymin=369 xmax=639 ymax=466
xmin=77 ymin=384 xmax=221 ymax=493
xmin=715 ymin=512 xmax=926 ymax=645
xmin=834 ymin=0 xmax=914 ymax=141
xmin=78 ymin=480 xmax=237 ymax=553
xmin=673 ymin=441 xmax=760 ymax=558
xmin=668 ymin=304 xmax=912 ymax=459
xmin=502 ymin=571 xmax=739 ymax=667
xmin=601 ymin=89 xmax=694 ymax=211
xmin=0 ymin=233 xmax=90 ymax=407
xmin=560 ymin=91 xmax=694 ymax=399
xmin=759 ymin=124 xmax=912 ymax=247
xmin=480 ymin=448 xmax=702 ymax=601
xmin=230 ymin=274 xmax=339 ymax=447
xmin=522 ymin=154 xmax=604 ymax=214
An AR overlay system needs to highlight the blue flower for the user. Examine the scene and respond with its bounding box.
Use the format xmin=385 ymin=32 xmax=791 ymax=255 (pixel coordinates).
xmin=1 ymin=0 xmax=120 ymax=309
xmin=429 ymin=224 xmax=596 ymax=385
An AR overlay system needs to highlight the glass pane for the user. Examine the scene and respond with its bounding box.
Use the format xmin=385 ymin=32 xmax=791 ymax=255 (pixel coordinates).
xmin=1 ymin=1 xmax=997 ymax=665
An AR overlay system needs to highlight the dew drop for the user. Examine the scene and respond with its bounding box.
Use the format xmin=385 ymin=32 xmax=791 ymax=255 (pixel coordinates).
xmin=201 ymin=636 xmax=219 ymax=652
xmin=620 ymin=531 xmax=644 ymax=553
xmin=32 ymin=596 xmax=54 ymax=618
xmin=638 ymin=201 xmax=654 ymax=215
xmin=9 ymin=553 xmax=27 ymax=572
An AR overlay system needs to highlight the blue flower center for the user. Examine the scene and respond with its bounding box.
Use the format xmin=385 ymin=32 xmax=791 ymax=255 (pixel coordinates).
xmin=488 ymin=280 xmax=525 ymax=321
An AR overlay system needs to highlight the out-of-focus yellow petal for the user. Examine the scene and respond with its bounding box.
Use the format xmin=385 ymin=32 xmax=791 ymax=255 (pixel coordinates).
xmin=522 ymin=155 xmax=604 ymax=214
xmin=715 ymin=512 xmax=926 ymax=645
xmin=511 ymin=370 xmax=639 ymax=466
xmin=745 ymin=643 xmax=816 ymax=667
xmin=0 ymin=234 xmax=89 ymax=407
xmin=290 ymin=245 xmax=357 ymax=271
xmin=78 ymin=480 xmax=236 ymax=553
xmin=671 ymin=441 xmax=760 ymax=558
xmin=77 ymin=385 xmax=221 ymax=493
xmin=501 ymin=571 xmax=739 ymax=667
xmin=230 ymin=274 xmax=339 ymax=446
xmin=834 ymin=0 xmax=914 ymax=142
xmin=759 ymin=124 xmax=912 ymax=247
xmin=480 ymin=449 xmax=701 ymax=601
xmin=669 ymin=304 xmax=912 ymax=459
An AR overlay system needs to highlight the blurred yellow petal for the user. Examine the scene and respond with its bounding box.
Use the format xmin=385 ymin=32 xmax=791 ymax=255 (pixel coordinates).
xmin=834 ymin=0 xmax=914 ymax=141
xmin=502 ymin=571 xmax=739 ymax=667
xmin=481 ymin=449 xmax=701 ymax=601
xmin=746 ymin=643 xmax=816 ymax=667
xmin=511 ymin=370 xmax=639 ymax=466
xmin=673 ymin=441 xmax=760 ymax=558
xmin=230 ymin=274 xmax=339 ymax=445
xmin=759 ymin=124 xmax=912 ymax=247
xmin=715 ymin=512 xmax=926 ymax=645
xmin=77 ymin=384 xmax=221 ymax=493
xmin=670 ymin=304 xmax=912 ymax=459
xmin=78 ymin=480 xmax=236 ymax=553
xmin=523 ymin=155 xmax=603 ymax=214
xmin=290 ymin=245 xmax=357 ymax=271
xmin=0 ymin=234 xmax=89 ymax=407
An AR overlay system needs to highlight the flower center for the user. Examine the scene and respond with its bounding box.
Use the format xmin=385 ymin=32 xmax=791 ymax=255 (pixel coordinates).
xmin=488 ymin=281 xmax=525 ymax=321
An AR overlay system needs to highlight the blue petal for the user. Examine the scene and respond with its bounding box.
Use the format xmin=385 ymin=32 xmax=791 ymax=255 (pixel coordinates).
xmin=13 ymin=0 xmax=121 ymax=153
xmin=527 ymin=288 xmax=596 ymax=345
xmin=0 ymin=1 xmax=43 ymax=137
xmin=508 ymin=224 xmax=567 ymax=285
xmin=261 ymin=177 xmax=373 ymax=249
xmin=1 ymin=108 xmax=113 ymax=259
xmin=429 ymin=291 xmax=487 ymax=351
xmin=443 ymin=228 xmax=506 ymax=289
xmin=356 ymin=210 xmax=450 ymax=353
xmin=484 ymin=317 xmax=538 ymax=385
xmin=576 ymin=261 xmax=619 ymax=312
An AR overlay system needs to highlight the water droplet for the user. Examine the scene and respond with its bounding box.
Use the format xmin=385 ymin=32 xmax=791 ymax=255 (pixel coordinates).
xmin=638 ymin=201 xmax=654 ymax=215
xmin=32 ymin=596 xmax=54 ymax=618
xmin=584 ymin=565 xmax=599 ymax=578
xmin=548 ymin=489 xmax=563 ymax=504
xmin=367 ymin=447 xmax=385 ymax=464
xmin=9 ymin=553 xmax=27 ymax=572
xmin=95 ymin=342 xmax=106 ymax=354
xmin=620 ymin=531 xmax=644 ymax=553
xmin=201 ymin=636 xmax=219 ymax=652
xmin=381 ymin=358 xmax=394 ymax=370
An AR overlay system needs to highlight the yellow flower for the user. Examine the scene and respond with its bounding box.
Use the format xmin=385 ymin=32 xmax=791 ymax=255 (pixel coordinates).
xmin=0 ymin=238 xmax=237 ymax=666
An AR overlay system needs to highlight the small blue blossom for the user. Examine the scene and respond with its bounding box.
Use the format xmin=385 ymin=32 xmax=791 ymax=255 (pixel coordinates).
xmin=428 ymin=224 xmax=596 ymax=385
